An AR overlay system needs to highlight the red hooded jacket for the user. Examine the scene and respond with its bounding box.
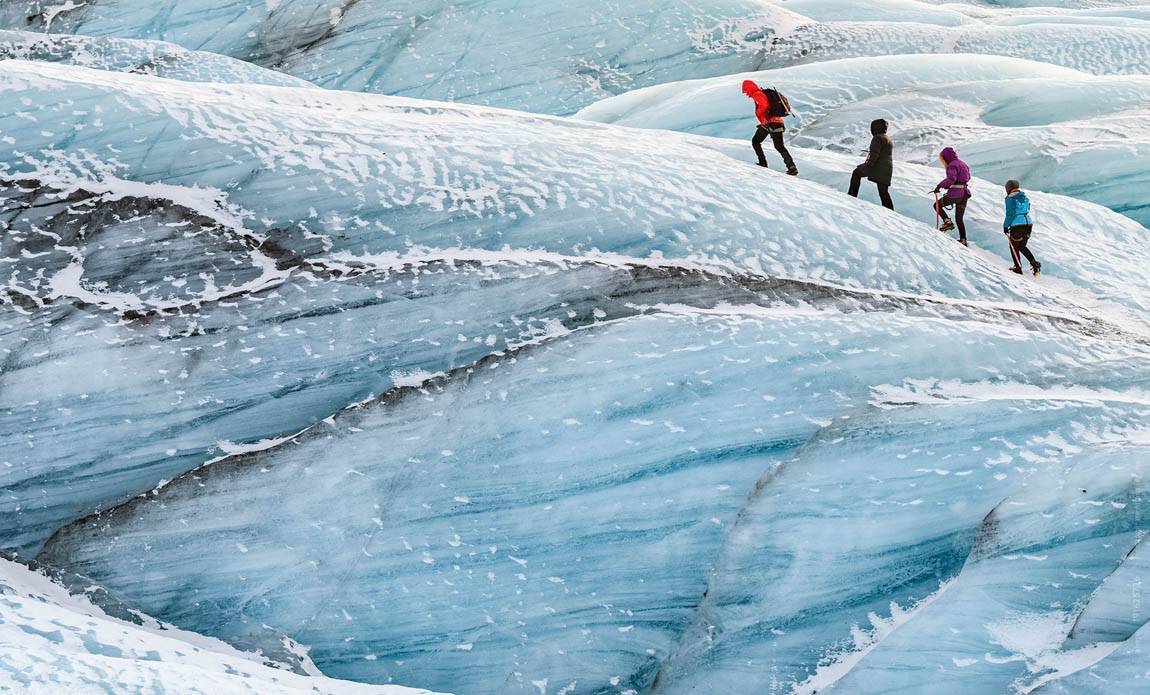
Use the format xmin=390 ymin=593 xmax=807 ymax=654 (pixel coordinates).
xmin=742 ymin=80 xmax=784 ymax=126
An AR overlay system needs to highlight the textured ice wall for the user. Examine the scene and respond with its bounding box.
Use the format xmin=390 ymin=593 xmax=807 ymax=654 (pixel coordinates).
xmin=0 ymin=0 xmax=805 ymax=114
xmin=38 ymin=295 xmax=1150 ymax=694
xmin=0 ymin=30 xmax=316 ymax=86
xmin=4 ymin=0 xmax=1149 ymax=115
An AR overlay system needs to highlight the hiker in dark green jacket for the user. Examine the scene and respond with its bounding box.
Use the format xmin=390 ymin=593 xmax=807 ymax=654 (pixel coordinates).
xmin=847 ymin=119 xmax=894 ymax=210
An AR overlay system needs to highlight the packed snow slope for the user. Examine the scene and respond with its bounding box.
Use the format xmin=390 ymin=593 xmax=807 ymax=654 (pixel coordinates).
xmin=578 ymin=54 xmax=1150 ymax=225
xmin=0 ymin=557 xmax=448 ymax=694
xmin=0 ymin=56 xmax=1149 ymax=694
xmin=3 ymin=0 xmax=1149 ymax=114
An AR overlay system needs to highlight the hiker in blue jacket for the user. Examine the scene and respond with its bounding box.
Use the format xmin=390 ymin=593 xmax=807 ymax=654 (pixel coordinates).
xmin=1004 ymin=180 xmax=1041 ymax=276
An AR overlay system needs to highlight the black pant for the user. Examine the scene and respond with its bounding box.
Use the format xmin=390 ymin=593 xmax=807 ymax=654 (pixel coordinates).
xmin=752 ymin=126 xmax=796 ymax=171
xmin=935 ymin=195 xmax=968 ymax=241
xmin=848 ymin=166 xmax=894 ymax=210
xmin=1008 ymin=224 xmax=1039 ymax=269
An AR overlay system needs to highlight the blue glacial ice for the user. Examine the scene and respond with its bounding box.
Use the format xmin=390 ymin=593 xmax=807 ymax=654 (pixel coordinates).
xmin=0 ymin=1 xmax=1149 ymax=694
xmin=38 ymin=307 xmax=1150 ymax=694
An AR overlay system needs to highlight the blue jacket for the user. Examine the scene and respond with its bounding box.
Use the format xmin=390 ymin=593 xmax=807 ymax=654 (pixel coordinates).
xmin=1004 ymin=190 xmax=1032 ymax=229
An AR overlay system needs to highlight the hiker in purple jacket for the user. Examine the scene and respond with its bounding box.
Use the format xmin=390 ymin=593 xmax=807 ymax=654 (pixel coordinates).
xmin=931 ymin=147 xmax=972 ymax=246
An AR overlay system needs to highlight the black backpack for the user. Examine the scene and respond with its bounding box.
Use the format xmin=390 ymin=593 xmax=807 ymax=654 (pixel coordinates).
xmin=764 ymin=88 xmax=792 ymax=118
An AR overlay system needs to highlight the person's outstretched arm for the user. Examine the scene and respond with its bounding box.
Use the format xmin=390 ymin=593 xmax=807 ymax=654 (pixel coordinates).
xmin=935 ymin=163 xmax=956 ymax=193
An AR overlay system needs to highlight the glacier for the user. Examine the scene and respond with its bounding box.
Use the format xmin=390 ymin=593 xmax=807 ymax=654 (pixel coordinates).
xmin=0 ymin=0 xmax=1149 ymax=694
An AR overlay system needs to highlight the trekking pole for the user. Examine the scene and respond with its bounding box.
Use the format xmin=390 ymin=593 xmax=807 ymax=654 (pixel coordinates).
xmin=1008 ymin=234 xmax=1022 ymax=271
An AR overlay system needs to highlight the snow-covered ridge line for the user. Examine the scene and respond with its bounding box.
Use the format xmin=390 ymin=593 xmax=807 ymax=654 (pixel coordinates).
xmin=0 ymin=57 xmax=605 ymax=125
xmin=872 ymin=379 xmax=1150 ymax=409
xmin=0 ymin=28 xmax=317 ymax=87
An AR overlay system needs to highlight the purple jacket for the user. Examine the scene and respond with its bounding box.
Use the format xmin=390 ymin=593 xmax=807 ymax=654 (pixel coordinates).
xmin=936 ymin=147 xmax=971 ymax=200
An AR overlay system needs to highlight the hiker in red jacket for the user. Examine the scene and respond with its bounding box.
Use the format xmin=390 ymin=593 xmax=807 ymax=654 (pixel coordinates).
xmin=742 ymin=80 xmax=798 ymax=176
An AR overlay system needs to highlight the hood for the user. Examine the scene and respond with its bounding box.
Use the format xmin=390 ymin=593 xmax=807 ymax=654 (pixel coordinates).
xmin=870 ymin=118 xmax=888 ymax=136
xmin=742 ymin=80 xmax=761 ymax=98
xmin=940 ymin=147 xmax=958 ymax=163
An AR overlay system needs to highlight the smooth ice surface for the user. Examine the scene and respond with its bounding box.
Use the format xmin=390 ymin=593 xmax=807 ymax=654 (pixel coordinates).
xmin=0 ymin=557 xmax=448 ymax=694
xmin=578 ymin=54 xmax=1150 ymax=224
xmin=1065 ymin=535 xmax=1150 ymax=646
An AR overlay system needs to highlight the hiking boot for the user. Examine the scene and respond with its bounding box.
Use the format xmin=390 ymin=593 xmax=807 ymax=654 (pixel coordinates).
xmin=939 ymin=220 xmax=955 ymax=232
xmin=958 ymin=238 xmax=968 ymax=247
xmin=1009 ymin=266 xmax=1024 ymax=275
xmin=1032 ymin=263 xmax=1042 ymax=277
xmin=786 ymin=166 xmax=798 ymax=176
xmin=756 ymin=161 xmax=769 ymax=168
